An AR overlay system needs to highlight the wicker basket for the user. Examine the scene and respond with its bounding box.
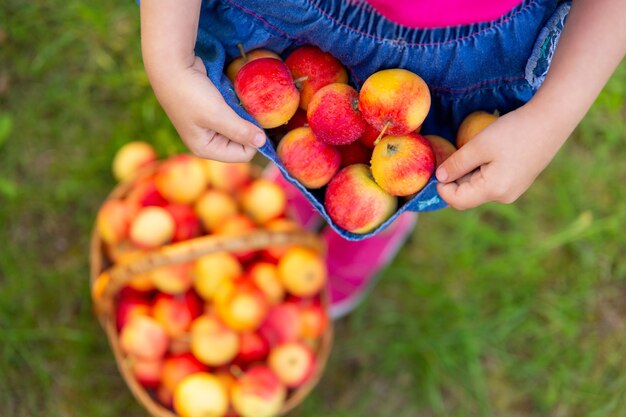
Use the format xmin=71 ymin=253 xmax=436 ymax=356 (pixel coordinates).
xmin=90 ymin=163 xmax=333 ymax=417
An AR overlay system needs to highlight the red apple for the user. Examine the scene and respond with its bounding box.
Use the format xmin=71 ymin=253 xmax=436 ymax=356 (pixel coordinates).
xmin=120 ymin=315 xmax=169 ymax=361
xmin=234 ymin=58 xmax=300 ymax=129
xmin=276 ymin=127 xmax=341 ymax=189
xmin=424 ymin=134 xmax=456 ymax=167
xmin=161 ymin=352 xmax=208 ymax=394
xmin=165 ymin=204 xmax=202 ymax=242
xmin=130 ymin=356 xmax=163 ymax=388
xmin=236 ymin=332 xmax=271 ymax=364
xmin=307 ymin=83 xmax=367 ymax=145
xmin=226 ymin=48 xmax=281 ymax=83
xmin=231 ymin=366 xmax=287 ymax=417
xmin=259 ymin=303 xmax=301 ymax=346
xmin=152 ymin=292 xmax=203 ymax=338
xmin=285 ymin=45 xmax=348 ymax=110
xmin=325 ymin=164 xmax=397 ymax=234
xmin=370 ymin=133 xmax=435 ymax=196
xmin=359 ymin=69 xmax=431 ymax=136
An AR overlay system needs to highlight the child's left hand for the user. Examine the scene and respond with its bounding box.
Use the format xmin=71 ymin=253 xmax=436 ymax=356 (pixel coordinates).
xmin=435 ymin=103 xmax=569 ymax=210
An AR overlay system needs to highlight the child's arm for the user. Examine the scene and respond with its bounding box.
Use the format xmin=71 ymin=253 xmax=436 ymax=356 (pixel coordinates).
xmin=140 ymin=0 xmax=266 ymax=162
xmin=436 ymin=0 xmax=626 ymax=210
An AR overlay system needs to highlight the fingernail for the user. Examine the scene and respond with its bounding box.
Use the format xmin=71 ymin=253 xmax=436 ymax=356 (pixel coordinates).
xmin=436 ymin=167 xmax=448 ymax=181
xmin=253 ymin=133 xmax=266 ymax=148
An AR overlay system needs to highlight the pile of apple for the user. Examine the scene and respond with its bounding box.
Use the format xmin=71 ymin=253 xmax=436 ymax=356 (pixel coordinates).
xmin=229 ymin=46 xmax=438 ymax=234
xmin=94 ymin=143 xmax=330 ymax=417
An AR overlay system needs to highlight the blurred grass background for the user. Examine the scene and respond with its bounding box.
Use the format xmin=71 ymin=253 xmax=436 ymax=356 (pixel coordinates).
xmin=1 ymin=1 xmax=625 ymax=416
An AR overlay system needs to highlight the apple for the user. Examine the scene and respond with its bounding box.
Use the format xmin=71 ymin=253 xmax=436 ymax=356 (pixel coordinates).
xmin=299 ymin=303 xmax=329 ymax=340
xmin=240 ymin=179 xmax=287 ymax=225
xmin=231 ymin=366 xmax=287 ymax=417
xmin=226 ymin=48 xmax=281 ymax=83
xmin=234 ymin=58 xmax=300 ymax=129
xmin=307 ymin=83 xmax=367 ymax=145
xmin=126 ymin=176 xmax=168 ymax=208
xmin=161 ymin=352 xmax=208 ymax=394
xmin=214 ymin=280 xmax=270 ymax=332
xmin=174 ymin=373 xmax=229 ymax=417
xmin=151 ymin=263 xmax=194 ymax=295
xmin=194 ymin=189 xmax=239 ymax=232
xmin=325 ymin=164 xmax=397 ymax=234
xmin=276 ymin=127 xmax=341 ymax=189
xmin=285 ymin=45 xmax=348 ymax=110
xmin=152 ymin=292 xmax=203 ymax=338
xmin=370 ymin=133 xmax=435 ymax=196
xmin=359 ymin=69 xmax=431 ymax=136
xmin=456 ymin=110 xmax=498 ymax=148
xmin=268 ymin=342 xmax=316 ymax=388
xmin=247 ymin=262 xmax=284 ymax=305
xmin=112 ymin=141 xmax=157 ymax=182
xmin=193 ymin=252 xmax=242 ymax=301
xmin=116 ymin=295 xmax=150 ymax=331
xmin=424 ymin=134 xmax=456 ymax=167
xmin=129 ymin=206 xmax=175 ymax=249
xmin=120 ymin=315 xmax=169 ymax=361
xmin=277 ymin=246 xmax=327 ymax=297
xmin=155 ymin=154 xmax=208 ymax=204
xmin=202 ymin=160 xmax=252 ymax=193
xmin=236 ymin=331 xmax=271 ymax=364
xmin=190 ymin=314 xmax=240 ymax=366
xmin=259 ymin=302 xmax=301 ymax=346
xmin=165 ymin=204 xmax=202 ymax=242
xmin=96 ymin=199 xmax=135 ymax=245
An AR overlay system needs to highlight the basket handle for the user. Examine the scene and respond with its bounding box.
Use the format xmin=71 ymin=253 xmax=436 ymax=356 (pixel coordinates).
xmin=95 ymin=229 xmax=323 ymax=320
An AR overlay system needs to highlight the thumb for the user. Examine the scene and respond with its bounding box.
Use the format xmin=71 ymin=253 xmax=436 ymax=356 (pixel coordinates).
xmin=204 ymin=97 xmax=267 ymax=149
xmin=436 ymin=141 xmax=487 ymax=183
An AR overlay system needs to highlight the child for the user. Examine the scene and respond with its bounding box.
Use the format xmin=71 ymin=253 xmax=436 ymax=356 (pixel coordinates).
xmin=139 ymin=0 xmax=626 ymax=316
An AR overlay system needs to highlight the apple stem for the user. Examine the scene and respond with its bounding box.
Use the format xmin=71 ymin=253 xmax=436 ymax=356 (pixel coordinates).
xmin=493 ymin=109 xmax=500 ymax=117
xmin=230 ymin=365 xmax=244 ymax=378
xmin=293 ymin=76 xmax=309 ymax=89
xmin=373 ymin=121 xmax=391 ymax=146
xmin=237 ymin=43 xmax=247 ymax=62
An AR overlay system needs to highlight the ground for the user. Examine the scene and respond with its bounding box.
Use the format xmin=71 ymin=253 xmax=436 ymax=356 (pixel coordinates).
xmin=1 ymin=2 xmax=625 ymax=416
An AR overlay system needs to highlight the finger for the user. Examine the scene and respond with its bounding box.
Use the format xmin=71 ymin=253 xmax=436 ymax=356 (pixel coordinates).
xmin=204 ymin=97 xmax=267 ymax=149
xmin=436 ymin=140 xmax=488 ymax=184
xmin=436 ymin=168 xmax=492 ymax=210
xmin=185 ymin=130 xmax=258 ymax=163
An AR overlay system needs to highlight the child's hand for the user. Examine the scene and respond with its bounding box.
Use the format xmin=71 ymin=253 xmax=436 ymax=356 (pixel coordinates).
xmin=435 ymin=104 xmax=568 ymax=210
xmin=151 ymin=56 xmax=266 ymax=162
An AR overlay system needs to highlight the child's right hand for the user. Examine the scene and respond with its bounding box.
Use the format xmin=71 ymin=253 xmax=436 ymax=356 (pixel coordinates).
xmin=149 ymin=56 xmax=266 ymax=162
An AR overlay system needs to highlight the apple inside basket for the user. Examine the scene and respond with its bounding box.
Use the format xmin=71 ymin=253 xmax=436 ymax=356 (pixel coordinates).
xmin=90 ymin=155 xmax=332 ymax=417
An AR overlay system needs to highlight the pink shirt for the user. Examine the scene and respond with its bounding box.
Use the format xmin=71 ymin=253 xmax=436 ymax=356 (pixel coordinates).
xmin=363 ymin=0 xmax=525 ymax=28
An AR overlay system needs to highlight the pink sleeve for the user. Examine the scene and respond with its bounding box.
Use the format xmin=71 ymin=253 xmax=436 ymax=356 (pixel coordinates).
xmin=363 ymin=0 xmax=524 ymax=28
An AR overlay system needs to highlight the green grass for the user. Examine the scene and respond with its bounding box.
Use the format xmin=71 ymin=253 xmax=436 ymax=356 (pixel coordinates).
xmin=1 ymin=1 xmax=625 ymax=416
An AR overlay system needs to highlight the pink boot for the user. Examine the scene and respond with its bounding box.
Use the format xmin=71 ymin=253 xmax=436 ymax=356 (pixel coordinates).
xmin=263 ymin=164 xmax=417 ymax=319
